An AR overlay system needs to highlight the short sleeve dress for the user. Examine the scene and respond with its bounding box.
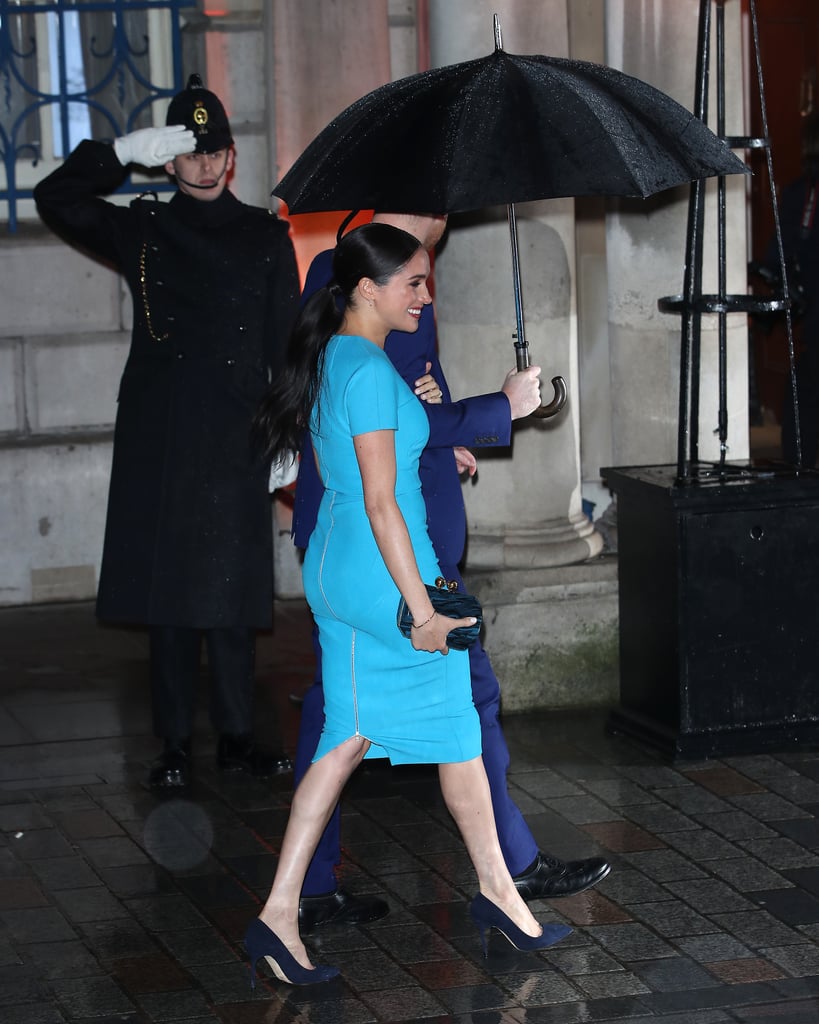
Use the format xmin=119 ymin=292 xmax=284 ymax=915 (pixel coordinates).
xmin=303 ymin=334 xmax=480 ymax=765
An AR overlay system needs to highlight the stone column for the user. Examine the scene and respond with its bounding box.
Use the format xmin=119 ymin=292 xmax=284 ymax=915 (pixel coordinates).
xmin=427 ymin=0 xmax=616 ymax=711
xmin=605 ymin=0 xmax=749 ymax=467
xmin=428 ymin=0 xmax=602 ymax=571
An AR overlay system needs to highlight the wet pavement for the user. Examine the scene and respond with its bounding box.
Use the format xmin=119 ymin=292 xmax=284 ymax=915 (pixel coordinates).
xmin=2 ymin=599 xmax=819 ymax=1023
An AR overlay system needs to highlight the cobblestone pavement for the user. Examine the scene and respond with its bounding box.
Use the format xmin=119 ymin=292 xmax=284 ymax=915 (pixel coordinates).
xmin=2 ymin=600 xmax=819 ymax=1023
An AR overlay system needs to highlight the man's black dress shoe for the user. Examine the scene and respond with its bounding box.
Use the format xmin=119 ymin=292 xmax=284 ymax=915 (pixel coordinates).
xmin=217 ymin=733 xmax=293 ymax=777
xmin=513 ymin=851 xmax=611 ymax=900
xmin=148 ymin=743 xmax=190 ymax=791
xmin=298 ymin=888 xmax=389 ymax=934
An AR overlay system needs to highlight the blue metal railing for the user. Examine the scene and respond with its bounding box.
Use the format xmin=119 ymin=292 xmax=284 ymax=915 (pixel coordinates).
xmin=1 ymin=0 xmax=196 ymax=232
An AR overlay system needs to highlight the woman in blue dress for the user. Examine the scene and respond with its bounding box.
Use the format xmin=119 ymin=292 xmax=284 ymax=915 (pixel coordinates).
xmin=247 ymin=224 xmax=571 ymax=986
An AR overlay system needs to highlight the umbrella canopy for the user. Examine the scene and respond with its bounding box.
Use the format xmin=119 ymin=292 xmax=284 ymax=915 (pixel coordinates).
xmin=274 ymin=48 xmax=748 ymax=214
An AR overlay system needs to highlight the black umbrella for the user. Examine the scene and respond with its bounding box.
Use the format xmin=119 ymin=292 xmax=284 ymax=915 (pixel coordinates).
xmin=274 ymin=16 xmax=748 ymax=415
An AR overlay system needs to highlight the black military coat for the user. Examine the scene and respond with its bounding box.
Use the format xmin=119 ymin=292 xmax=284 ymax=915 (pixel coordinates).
xmin=35 ymin=141 xmax=300 ymax=628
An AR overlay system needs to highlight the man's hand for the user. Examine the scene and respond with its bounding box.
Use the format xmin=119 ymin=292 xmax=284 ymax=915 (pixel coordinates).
xmin=454 ymin=446 xmax=477 ymax=477
xmin=414 ymin=361 xmax=443 ymax=404
xmin=113 ymin=125 xmax=195 ymax=168
xmin=502 ymin=365 xmax=542 ymax=420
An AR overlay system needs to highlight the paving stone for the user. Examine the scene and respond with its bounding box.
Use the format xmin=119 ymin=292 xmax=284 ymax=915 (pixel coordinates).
xmin=0 ymin=1005 xmax=68 ymax=1024
xmin=49 ymin=974 xmax=136 ymax=1017
xmin=9 ymin=829 xmax=75 ymax=861
xmin=77 ymin=837 xmax=151 ymax=869
xmin=630 ymin=954 xmax=721 ymax=991
xmin=664 ymin=878 xmax=757 ymax=914
xmin=620 ymin=849 xmax=709 ymax=883
xmin=705 ymin=956 xmax=785 ymax=985
xmin=54 ymin=886 xmax=129 ymax=923
xmin=0 ymin=803 xmax=55 ymax=832
xmin=730 ymin=793 xmax=812 ymax=822
xmin=711 ymin=909 xmax=806 ymax=948
xmin=626 ymin=900 xmax=719 ymax=938
xmin=0 ymin=906 xmax=77 ymax=944
xmin=542 ymin=944 xmax=624 ymax=976
xmin=29 ymin=856 xmax=102 ymax=891
xmin=580 ymin=821 xmax=667 ymax=853
xmin=694 ymin=810 xmax=778 ymax=842
xmin=681 ymin=764 xmax=766 ymax=797
xmin=544 ymin=794 xmax=621 ymax=825
xmin=585 ymin=922 xmax=678 ymax=961
xmin=21 ymin=939 xmax=105 ymax=980
xmin=706 ymin=855 xmax=793 ymax=893
xmin=762 ymin=943 xmax=819 ymax=977
xmin=136 ymin=989 xmax=212 ymax=1019
xmin=740 ymin=837 xmax=819 ymax=870
xmin=124 ymin=894 xmax=211 ymax=932
xmin=655 ymin=828 xmax=743 ymax=862
xmin=590 ymin=866 xmax=669 ymax=904
xmin=674 ymin=933 xmax=755 ymax=963
xmin=623 ymin=803 xmax=700 ymax=833
xmin=572 ymin=970 xmax=650 ymax=999
xmin=0 ymin=876 xmax=49 ymax=909
xmin=652 ymin=786 xmax=734 ymax=815
xmin=579 ymin=779 xmax=656 ymax=807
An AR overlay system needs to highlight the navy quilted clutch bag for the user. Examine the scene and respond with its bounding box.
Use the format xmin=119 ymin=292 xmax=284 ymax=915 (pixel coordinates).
xmin=397 ymin=577 xmax=482 ymax=651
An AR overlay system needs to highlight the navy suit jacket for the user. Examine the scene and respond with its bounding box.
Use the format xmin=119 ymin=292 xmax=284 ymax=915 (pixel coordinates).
xmin=291 ymin=248 xmax=512 ymax=571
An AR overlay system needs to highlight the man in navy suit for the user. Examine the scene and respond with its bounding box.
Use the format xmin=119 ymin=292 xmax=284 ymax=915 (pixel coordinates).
xmin=292 ymin=213 xmax=611 ymax=932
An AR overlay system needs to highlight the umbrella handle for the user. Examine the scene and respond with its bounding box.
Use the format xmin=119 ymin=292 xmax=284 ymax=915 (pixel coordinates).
xmin=533 ymin=375 xmax=568 ymax=419
xmin=515 ymin=340 xmax=568 ymax=419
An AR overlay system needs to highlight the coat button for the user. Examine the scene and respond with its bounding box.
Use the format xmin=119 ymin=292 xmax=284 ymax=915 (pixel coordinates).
xmin=238 ymin=325 xmax=246 ymax=332
xmin=176 ymin=352 xmax=185 ymax=359
xmin=226 ymin=358 xmax=235 ymax=366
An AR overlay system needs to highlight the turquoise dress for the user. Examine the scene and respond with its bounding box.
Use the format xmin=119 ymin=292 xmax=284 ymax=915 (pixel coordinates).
xmin=304 ymin=334 xmax=480 ymax=765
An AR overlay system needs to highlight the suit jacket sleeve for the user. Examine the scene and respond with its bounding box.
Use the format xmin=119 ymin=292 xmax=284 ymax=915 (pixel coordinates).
xmin=421 ymin=387 xmax=512 ymax=451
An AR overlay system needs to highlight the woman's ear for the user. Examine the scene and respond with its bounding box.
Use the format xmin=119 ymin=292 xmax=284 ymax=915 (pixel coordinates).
xmin=357 ymin=277 xmax=376 ymax=306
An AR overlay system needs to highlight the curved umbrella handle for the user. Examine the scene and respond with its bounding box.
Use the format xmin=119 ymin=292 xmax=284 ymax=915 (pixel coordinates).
xmin=531 ymin=375 xmax=568 ymax=419
xmin=515 ymin=340 xmax=568 ymax=419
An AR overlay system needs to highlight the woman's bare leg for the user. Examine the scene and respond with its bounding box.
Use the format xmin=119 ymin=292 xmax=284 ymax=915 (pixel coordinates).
xmin=258 ymin=735 xmax=369 ymax=967
xmin=439 ymin=757 xmax=540 ymax=936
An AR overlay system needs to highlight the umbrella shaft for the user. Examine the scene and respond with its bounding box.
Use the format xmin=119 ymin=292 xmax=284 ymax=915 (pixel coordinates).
xmin=508 ymin=203 xmax=529 ymax=369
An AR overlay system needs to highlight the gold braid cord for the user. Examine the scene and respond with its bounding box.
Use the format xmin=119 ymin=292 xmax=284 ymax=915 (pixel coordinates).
xmin=139 ymin=242 xmax=169 ymax=342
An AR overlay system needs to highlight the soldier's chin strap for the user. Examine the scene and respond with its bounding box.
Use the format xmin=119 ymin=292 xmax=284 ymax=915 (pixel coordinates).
xmin=175 ymin=151 xmax=229 ymax=191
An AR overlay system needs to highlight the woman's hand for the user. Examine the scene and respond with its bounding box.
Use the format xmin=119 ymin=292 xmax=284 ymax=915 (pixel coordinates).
xmin=410 ymin=610 xmax=478 ymax=655
xmin=453 ymin=446 xmax=477 ymax=477
xmin=414 ymin=361 xmax=443 ymax=404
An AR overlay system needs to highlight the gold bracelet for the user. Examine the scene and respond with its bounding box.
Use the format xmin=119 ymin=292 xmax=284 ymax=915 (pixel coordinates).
xmin=411 ymin=610 xmax=437 ymax=629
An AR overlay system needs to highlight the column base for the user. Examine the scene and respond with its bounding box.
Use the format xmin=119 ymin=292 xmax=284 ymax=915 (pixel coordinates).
xmin=465 ymin=559 xmax=619 ymax=713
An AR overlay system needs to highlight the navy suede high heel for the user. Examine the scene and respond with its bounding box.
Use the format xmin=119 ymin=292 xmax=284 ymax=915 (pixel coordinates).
xmin=469 ymin=892 xmax=572 ymax=956
xmin=244 ymin=917 xmax=339 ymax=987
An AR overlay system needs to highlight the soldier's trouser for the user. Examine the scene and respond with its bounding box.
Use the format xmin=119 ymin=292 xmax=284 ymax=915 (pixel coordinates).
xmin=149 ymin=625 xmax=255 ymax=743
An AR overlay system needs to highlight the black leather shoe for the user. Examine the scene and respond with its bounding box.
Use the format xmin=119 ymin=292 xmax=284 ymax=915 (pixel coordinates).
xmin=513 ymin=851 xmax=611 ymax=900
xmin=298 ymin=888 xmax=389 ymax=934
xmin=216 ymin=733 xmax=293 ymax=777
xmin=148 ymin=742 xmax=190 ymax=791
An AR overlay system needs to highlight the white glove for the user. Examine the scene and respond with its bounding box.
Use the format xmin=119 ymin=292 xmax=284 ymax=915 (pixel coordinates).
xmin=113 ymin=125 xmax=195 ymax=168
xmin=269 ymin=451 xmax=299 ymax=492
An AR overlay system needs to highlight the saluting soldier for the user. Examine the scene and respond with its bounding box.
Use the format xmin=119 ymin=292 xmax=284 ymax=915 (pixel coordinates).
xmin=35 ymin=75 xmax=300 ymax=790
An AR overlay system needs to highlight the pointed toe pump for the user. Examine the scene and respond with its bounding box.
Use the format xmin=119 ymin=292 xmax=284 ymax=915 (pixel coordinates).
xmin=469 ymin=893 xmax=572 ymax=956
xmin=244 ymin=917 xmax=339 ymax=987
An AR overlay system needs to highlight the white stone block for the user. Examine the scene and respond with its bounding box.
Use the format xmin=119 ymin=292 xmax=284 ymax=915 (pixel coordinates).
xmin=25 ymin=333 xmax=129 ymax=433
xmin=1 ymin=238 xmax=122 ymax=337
xmin=0 ymin=439 xmax=113 ymax=606
xmin=0 ymin=339 xmax=22 ymax=433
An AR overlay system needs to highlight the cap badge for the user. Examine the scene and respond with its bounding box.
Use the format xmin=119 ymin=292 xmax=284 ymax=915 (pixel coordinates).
xmin=193 ymin=102 xmax=208 ymax=130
